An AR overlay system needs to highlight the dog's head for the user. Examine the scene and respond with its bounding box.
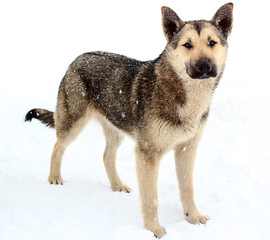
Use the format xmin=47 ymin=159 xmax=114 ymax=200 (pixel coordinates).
xmin=162 ymin=3 xmax=233 ymax=80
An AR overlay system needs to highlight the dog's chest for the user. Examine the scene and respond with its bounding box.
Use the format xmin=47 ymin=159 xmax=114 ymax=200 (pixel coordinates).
xmin=148 ymin=80 xmax=214 ymax=153
xmin=169 ymin=80 xmax=214 ymax=144
xmin=182 ymin=80 xmax=213 ymax=120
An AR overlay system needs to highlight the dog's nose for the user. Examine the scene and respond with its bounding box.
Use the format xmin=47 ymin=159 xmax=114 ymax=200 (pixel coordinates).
xmin=196 ymin=61 xmax=211 ymax=74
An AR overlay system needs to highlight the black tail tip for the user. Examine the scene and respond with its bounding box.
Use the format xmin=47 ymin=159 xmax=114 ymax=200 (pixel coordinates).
xmin=25 ymin=109 xmax=39 ymax=122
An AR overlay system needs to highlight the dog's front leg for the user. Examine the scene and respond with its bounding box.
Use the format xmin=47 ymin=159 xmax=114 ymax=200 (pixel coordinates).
xmin=174 ymin=135 xmax=209 ymax=225
xmin=135 ymin=146 xmax=166 ymax=238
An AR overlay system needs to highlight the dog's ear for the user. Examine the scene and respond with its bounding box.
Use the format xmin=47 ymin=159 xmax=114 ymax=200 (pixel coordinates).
xmin=161 ymin=6 xmax=185 ymax=42
xmin=211 ymin=3 xmax=233 ymax=38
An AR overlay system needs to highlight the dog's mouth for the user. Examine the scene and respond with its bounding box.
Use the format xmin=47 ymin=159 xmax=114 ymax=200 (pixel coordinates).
xmin=192 ymin=72 xmax=217 ymax=79
xmin=187 ymin=60 xmax=217 ymax=80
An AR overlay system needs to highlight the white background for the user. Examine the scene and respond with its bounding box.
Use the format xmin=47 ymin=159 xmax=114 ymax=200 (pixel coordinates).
xmin=0 ymin=0 xmax=270 ymax=239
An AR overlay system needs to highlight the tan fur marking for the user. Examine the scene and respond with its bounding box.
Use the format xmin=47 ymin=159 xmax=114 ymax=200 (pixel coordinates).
xmin=49 ymin=108 xmax=93 ymax=184
xmin=98 ymin=114 xmax=131 ymax=193
xmin=174 ymin=123 xmax=209 ymax=224
xmin=135 ymin=147 xmax=166 ymax=238
xmin=48 ymin=140 xmax=65 ymax=185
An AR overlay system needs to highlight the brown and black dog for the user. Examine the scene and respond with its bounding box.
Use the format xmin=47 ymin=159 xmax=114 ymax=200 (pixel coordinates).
xmin=26 ymin=3 xmax=233 ymax=237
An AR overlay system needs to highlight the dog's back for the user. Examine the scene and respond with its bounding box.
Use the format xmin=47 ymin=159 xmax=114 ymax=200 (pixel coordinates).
xmin=25 ymin=52 xmax=145 ymax=134
xmin=60 ymin=51 xmax=144 ymax=133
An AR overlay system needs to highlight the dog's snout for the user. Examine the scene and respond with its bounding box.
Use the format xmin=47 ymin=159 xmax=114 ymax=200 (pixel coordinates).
xmin=188 ymin=60 xmax=217 ymax=79
xmin=196 ymin=61 xmax=211 ymax=74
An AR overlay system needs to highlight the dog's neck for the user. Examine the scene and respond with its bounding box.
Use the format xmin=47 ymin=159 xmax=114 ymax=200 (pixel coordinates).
xmin=154 ymin=51 xmax=217 ymax=123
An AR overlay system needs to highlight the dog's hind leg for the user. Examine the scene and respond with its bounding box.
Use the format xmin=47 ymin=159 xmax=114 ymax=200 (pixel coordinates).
xmin=48 ymin=69 xmax=91 ymax=185
xmin=101 ymin=121 xmax=131 ymax=193
xmin=48 ymin=140 xmax=66 ymax=184
xmin=48 ymin=110 xmax=91 ymax=185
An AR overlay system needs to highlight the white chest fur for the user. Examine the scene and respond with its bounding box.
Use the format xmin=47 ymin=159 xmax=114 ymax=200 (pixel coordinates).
xmin=178 ymin=78 xmax=215 ymax=135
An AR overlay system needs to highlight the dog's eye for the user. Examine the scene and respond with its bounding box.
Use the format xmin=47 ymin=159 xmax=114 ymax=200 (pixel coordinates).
xmin=209 ymin=40 xmax=217 ymax=47
xmin=183 ymin=43 xmax=193 ymax=49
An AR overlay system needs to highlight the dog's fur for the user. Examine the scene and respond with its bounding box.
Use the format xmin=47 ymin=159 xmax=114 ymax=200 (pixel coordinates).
xmin=25 ymin=3 xmax=233 ymax=238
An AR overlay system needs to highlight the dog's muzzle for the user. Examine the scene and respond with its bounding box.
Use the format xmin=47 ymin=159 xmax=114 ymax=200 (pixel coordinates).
xmin=188 ymin=60 xmax=217 ymax=79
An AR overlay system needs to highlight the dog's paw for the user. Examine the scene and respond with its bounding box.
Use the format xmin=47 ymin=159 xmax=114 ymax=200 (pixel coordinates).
xmin=185 ymin=210 xmax=209 ymax=224
xmin=111 ymin=184 xmax=131 ymax=193
xmin=48 ymin=176 xmax=63 ymax=185
xmin=153 ymin=226 xmax=166 ymax=239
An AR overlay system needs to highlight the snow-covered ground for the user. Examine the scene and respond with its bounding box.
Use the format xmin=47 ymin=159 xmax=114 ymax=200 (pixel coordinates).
xmin=1 ymin=0 xmax=270 ymax=239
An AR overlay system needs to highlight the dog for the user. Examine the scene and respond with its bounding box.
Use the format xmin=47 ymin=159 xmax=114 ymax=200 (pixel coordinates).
xmin=25 ymin=3 xmax=233 ymax=238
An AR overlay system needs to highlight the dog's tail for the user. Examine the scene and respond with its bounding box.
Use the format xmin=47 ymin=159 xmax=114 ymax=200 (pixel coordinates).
xmin=25 ymin=108 xmax=55 ymax=128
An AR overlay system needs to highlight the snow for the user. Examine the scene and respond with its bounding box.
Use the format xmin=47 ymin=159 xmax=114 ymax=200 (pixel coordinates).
xmin=1 ymin=0 xmax=270 ymax=239
xmin=121 ymin=112 xmax=126 ymax=118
